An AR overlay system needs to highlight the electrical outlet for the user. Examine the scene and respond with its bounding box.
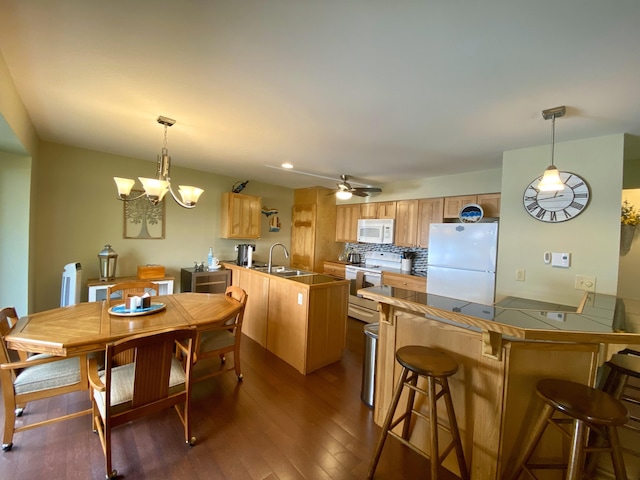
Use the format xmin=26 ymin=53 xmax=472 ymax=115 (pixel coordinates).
xmin=515 ymin=268 xmax=526 ymax=282
xmin=575 ymin=275 xmax=596 ymax=292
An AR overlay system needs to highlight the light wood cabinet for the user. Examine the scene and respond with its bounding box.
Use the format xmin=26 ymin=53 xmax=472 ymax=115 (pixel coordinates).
xmin=291 ymin=188 xmax=342 ymax=272
xmin=394 ymin=200 xmax=419 ymax=247
xmin=477 ymin=193 xmax=501 ymax=217
xmin=360 ymin=201 xmax=397 ymax=219
xmin=335 ymin=204 xmax=360 ymax=242
xmin=220 ymin=192 xmax=261 ymax=239
xmin=226 ymin=264 xmax=270 ymax=347
xmin=443 ymin=195 xmax=477 ymax=218
xmin=267 ymin=277 xmax=349 ymax=374
xmin=381 ymin=271 xmax=426 ymax=292
xmin=416 ymin=197 xmax=444 ymax=248
xmin=323 ymin=261 xmax=347 ymax=279
xmin=444 ymin=193 xmax=501 ymax=219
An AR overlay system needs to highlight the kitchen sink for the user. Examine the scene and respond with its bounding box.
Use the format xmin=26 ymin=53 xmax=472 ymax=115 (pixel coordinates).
xmin=274 ymin=269 xmax=316 ymax=277
xmin=249 ymin=265 xmax=316 ymax=277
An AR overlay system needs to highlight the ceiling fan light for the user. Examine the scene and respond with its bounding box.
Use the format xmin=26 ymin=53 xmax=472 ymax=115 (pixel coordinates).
xmin=537 ymin=165 xmax=564 ymax=192
xmin=336 ymin=190 xmax=353 ymax=200
xmin=178 ymin=185 xmax=204 ymax=206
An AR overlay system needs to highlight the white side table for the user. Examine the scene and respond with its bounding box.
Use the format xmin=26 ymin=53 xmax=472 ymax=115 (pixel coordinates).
xmin=87 ymin=276 xmax=175 ymax=302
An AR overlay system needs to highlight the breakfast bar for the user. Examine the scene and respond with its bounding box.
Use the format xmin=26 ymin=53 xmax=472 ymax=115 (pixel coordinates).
xmin=359 ymin=286 xmax=637 ymax=480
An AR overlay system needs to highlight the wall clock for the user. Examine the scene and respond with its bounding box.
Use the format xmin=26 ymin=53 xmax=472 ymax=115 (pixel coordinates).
xmin=523 ymin=171 xmax=590 ymax=222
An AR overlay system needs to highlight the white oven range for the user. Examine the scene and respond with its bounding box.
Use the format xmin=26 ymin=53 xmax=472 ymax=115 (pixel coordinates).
xmin=344 ymin=252 xmax=402 ymax=323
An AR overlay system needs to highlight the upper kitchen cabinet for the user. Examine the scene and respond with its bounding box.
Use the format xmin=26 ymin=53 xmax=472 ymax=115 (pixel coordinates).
xmin=394 ymin=200 xmax=419 ymax=247
xmin=443 ymin=195 xmax=477 ymax=218
xmin=476 ymin=193 xmax=501 ymax=217
xmin=336 ymin=204 xmax=360 ymax=243
xmin=416 ymin=197 xmax=444 ymax=247
xmin=360 ymin=201 xmax=397 ymax=219
xmin=291 ymin=188 xmax=342 ymax=272
xmin=443 ymin=193 xmax=501 ymax=219
xmin=220 ymin=192 xmax=261 ymax=239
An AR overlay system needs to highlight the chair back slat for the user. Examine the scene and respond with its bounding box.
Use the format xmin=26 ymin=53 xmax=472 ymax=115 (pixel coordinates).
xmin=105 ymin=327 xmax=195 ymax=410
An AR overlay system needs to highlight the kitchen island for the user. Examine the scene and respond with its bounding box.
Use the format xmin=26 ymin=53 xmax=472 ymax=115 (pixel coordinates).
xmin=223 ymin=262 xmax=349 ymax=375
xmin=359 ymin=286 xmax=635 ymax=480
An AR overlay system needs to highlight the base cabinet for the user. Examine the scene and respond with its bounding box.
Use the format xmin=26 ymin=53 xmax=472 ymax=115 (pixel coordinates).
xmin=267 ymin=279 xmax=348 ymax=374
xmin=180 ymin=268 xmax=230 ymax=293
xmin=225 ymin=263 xmax=348 ymax=373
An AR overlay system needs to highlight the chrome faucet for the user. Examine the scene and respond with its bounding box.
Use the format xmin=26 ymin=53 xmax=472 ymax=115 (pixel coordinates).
xmin=268 ymin=242 xmax=290 ymax=273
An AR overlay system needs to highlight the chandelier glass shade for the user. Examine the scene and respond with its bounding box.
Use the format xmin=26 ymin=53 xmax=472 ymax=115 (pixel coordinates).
xmin=114 ymin=116 xmax=204 ymax=208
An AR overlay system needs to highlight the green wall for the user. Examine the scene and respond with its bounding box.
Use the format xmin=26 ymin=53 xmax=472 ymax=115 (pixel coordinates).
xmin=32 ymin=142 xmax=295 ymax=311
xmin=498 ymin=134 xmax=624 ymax=306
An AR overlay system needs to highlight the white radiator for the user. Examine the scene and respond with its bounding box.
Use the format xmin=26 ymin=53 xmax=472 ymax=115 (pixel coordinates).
xmin=61 ymin=262 xmax=82 ymax=307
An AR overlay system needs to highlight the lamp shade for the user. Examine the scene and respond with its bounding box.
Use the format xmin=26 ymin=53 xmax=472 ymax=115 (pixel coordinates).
xmin=114 ymin=177 xmax=135 ymax=197
xmin=178 ymin=186 xmax=204 ymax=206
xmin=537 ymin=165 xmax=564 ymax=192
xmin=139 ymin=177 xmax=170 ymax=203
xmin=336 ymin=190 xmax=353 ymax=200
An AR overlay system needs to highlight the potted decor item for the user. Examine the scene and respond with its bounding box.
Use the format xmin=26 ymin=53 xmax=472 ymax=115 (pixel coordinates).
xmin=621 ymin=200 xmax=639 ymax=254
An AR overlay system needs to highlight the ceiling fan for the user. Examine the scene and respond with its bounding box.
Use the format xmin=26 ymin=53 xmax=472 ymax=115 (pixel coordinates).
xmin=331 ymin=175 xmax=382 ymax=198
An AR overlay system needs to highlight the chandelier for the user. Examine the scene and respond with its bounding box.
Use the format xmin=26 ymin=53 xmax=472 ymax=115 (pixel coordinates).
xmin=114 ymin=116 xmax=204 ymax=208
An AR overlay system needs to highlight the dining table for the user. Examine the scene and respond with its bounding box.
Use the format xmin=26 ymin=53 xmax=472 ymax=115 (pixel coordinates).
xmin=5 ymin=292 xmax=242 ymax=356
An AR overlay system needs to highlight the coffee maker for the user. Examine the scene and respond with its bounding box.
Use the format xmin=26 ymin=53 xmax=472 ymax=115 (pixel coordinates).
xmin=235 ymin=244 xmax=255 ymax=266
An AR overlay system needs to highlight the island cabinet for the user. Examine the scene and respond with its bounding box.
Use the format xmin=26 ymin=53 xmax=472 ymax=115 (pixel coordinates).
xmin=335 ymin=204 xmax=360 ymax=242
xmin=220 ymin=192 xmax=261 ymax=239
xmin=359 ymin=288 xmax=632 ymax=479
xmin=226 ymin=264 xmax=270 ymax=347
xmin=224 ymin=263 xmax=350 ymax=374
xmin=267 ymin=277 xmax=349 ymax=374
xmin=291 ymin=188 xmax=342 ymax=272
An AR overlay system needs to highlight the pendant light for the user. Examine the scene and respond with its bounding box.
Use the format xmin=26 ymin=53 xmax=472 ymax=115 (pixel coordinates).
xmin=537 ymin=106 xmax=566 ymax=192
xmin=114 ymin=116 xmax=204 ymax=208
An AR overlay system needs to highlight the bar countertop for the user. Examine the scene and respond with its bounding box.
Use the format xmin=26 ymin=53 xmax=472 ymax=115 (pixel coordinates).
xmin=358 ymin=286 xmax=636 ymax=345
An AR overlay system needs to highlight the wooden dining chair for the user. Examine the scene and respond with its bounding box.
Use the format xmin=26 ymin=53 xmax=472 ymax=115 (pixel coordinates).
xmin=88 ymin=326 xmax=196 ymax=479
xmin=176 ymin=286 xmax=248 ymax=382
xmin=0 ymin=306 xmax=90 ymax=452
xmin=106 ymin=281 xmax=159 ymax=302
xmin=107 ymin=281 xmax=159 ymax=365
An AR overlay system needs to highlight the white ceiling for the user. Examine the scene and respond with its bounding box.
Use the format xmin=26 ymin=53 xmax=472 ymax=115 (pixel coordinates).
xmin=1 ymin=1 xmax=640 ymax=190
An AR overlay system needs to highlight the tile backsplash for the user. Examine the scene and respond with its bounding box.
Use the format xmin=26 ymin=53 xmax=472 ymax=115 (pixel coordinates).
xmin=344 ymin=243 xmax=428 ymax=275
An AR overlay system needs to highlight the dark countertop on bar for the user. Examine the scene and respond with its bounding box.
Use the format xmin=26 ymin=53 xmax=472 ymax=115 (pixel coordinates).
xmin=358 ymin=285 xmax=636 ymax=344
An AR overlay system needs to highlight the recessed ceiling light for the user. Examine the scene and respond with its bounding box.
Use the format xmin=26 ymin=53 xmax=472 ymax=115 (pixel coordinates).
xmin=281 ymin=163 xmax=294 ymax=169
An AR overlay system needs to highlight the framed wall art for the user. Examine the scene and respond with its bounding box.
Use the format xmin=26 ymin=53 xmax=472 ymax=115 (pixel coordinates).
xmin=123 ymin=190 xmax=165 ymax=239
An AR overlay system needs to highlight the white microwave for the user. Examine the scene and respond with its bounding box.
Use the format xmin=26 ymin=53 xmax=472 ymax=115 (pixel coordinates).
xmin=357 ymin=219 xmax=395 ymax=244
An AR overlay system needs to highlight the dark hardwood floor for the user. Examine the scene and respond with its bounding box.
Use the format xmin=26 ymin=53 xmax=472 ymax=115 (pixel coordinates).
xmin=0 ymin=318 xmax=460 ymax=479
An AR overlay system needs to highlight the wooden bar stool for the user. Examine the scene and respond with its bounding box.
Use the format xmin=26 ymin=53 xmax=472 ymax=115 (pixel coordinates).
xmin=600 ymin=353 xmax=640 ymax=459
xmin=367 ymin=346 xmax=469 ymax=479
xmin=508 ymin=378 xmax=628 ymax=480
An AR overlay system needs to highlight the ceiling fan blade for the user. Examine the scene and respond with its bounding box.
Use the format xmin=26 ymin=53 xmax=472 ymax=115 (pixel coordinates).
xmin=354 ymin=187 xmax=382 ymax=193
xmin=351 ymin=191 xmax=369 ymax=197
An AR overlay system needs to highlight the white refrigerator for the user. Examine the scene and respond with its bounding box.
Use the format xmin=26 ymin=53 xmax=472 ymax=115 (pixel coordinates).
xmin=426 ymin=223 xmax=498 ymax=305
